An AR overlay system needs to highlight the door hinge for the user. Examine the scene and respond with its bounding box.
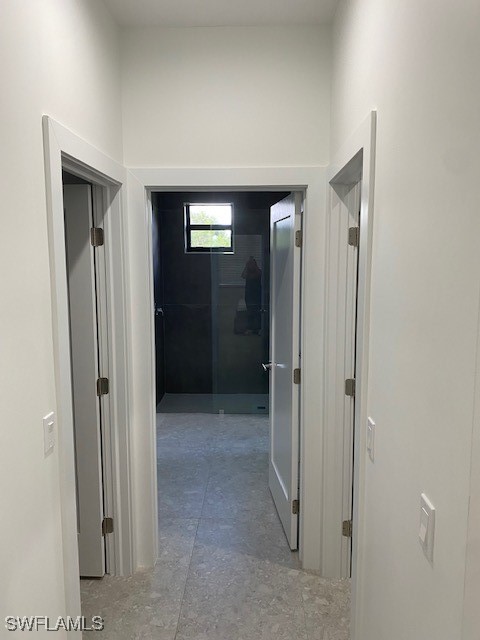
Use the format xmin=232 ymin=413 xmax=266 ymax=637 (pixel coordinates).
xmin=90 ymin=227 xmax=104 ymax=247
xmin=102 ymin=517 xmax=114 ymax=536
xmin=342 ymin=519 xmax=353 ymax=538
xmin=295 ymin=230 xmax=303 ymax=248
xmin=348 ymin=226 xmax=359 ymax=247
xmin=293 ymin=368 xmax=301 ymax=384
xmin=96 ymin=377 xmax=109 ymax=396
xmin=292 ymin=499 xmax=300 ymax=515
xmin=345 ymin=378 xmax=356 ymax=397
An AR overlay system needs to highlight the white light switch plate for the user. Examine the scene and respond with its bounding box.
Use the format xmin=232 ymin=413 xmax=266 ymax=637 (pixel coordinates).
xmin=43 ymin=411 xmax=55 ymax=456
xmin=419 ymin=493 xmax=435 ymax=563
xmin=367 ymin=417 xmax=375 ymax=462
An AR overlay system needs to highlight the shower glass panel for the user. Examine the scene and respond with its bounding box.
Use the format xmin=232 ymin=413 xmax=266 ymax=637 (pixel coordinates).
xmin=153 ymin=191 xmax=288 ymax=415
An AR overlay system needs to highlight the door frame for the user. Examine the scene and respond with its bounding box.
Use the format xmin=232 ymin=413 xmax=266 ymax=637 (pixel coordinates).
xmin=130 ymin=166 xmax=327 ymax=570
xmin=323 ymin=179 xmax=362 ymax=578
xmin=63 ymin=182 xmax=107 ymax=578
xmin=328 ymin=112 xmax=377 ymax=637
xmin=43 ymin=117 xmax=133 ymax=618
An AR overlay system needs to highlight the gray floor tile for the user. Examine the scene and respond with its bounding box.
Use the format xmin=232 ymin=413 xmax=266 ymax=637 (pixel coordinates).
xmin=81 ymin=410 xmax=350 ymax=640
xmin=81 ymin=571 xmax=179 ymax=640
xmin=158 ymin=481 xmax=207 ymax=518
xmin=301 ymin=575 xmax=351 ymax=640
xmin=209 ymin=451 xmax=269 ymax=476
xmin=201 ymin=471 xmax=279 ymax=523
xmin=194 ymin=516 xmax=301 ymax=568
xmin=176 ymin=538 xmax=307 ymax=640
xmin=81 ymin=518 xmax=199 ymax=639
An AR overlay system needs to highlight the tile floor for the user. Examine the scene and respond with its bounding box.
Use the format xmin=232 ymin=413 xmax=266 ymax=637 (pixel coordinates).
xmin=81 ymin=413 xmax=350 ymax=639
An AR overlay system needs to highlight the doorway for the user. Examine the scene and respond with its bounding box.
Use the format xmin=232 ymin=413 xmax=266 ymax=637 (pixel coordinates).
xmin=153 ymin=191 xmax=282 ymax=416
xmin=63 ymin=171 xmax=111 ymax=580
xmin=153 ymin=191 xmax=300 ymax=551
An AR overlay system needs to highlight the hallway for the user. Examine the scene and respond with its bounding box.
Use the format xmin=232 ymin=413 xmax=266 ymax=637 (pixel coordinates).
xmin=81 ymin=413 xmax=350 ymax=639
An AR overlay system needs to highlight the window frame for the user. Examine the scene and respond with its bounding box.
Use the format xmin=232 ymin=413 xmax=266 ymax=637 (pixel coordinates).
xmin=184 ymin=202 xmax=234 ymax=253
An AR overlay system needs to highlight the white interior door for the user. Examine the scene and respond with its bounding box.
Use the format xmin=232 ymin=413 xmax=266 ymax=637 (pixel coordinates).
xmin=341 ymin=182 xmax=360 ymax=573
xmin=324 ymin=180 xmax=361 ymax=576
xmin=64 ymin=184 xmax=105 ymax=577
xmin=269 ymin=192 xmax=302 ymax=550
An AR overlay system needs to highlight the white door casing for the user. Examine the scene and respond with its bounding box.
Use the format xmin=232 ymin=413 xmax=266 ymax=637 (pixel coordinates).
xmin=269 ymin=192 xmax=302 ymax=549
xmin=64 ymin=184 xmax=105 ymax=578
xmin=44 ymin=116 xmax=135 ymax=618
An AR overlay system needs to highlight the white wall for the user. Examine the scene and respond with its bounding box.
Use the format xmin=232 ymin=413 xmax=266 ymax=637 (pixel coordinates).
xmin=121 ymin=25 xmax=331 ymax=167
xmin=0 ymin=0 xmax=121 ymax=627
xmin=331 ymin=2 xmax=480 ymax=639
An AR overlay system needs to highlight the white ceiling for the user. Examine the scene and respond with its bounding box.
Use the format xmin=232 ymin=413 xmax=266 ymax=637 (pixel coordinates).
xmin=103 ymin=0 xmax=339 ymax=28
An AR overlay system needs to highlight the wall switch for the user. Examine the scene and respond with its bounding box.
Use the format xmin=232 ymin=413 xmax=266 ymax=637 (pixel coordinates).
xmin=419 ymin=493 xmax=435 ymax=563
xmin=43 ymin=412 xmax=55 ymax=456
xmin=367 ymin=417 xmax=375 ymax=462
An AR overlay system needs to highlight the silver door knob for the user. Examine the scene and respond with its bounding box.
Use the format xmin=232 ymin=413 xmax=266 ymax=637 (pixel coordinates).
xmin=262 ymin=362 xmax=273 ymax=371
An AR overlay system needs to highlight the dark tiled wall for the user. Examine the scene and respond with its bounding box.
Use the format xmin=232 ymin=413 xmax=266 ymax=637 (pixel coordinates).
xmin=152 ymin=191 xmax=288 ymax=395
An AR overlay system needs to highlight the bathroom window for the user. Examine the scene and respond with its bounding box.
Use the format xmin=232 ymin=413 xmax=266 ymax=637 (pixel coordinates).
xmin=184 ymin=203 xmax=234 ymax=253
